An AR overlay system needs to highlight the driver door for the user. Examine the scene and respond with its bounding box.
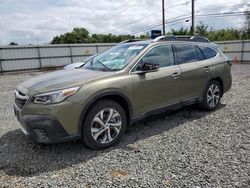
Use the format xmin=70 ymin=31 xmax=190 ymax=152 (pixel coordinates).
xmin=131 ymin=45 xmax=182 ymax=117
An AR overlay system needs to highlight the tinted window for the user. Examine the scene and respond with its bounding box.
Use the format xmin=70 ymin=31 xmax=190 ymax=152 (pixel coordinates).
xmin=199 ymin=46 xmax=217 ymax=59
xmin=196 ymin=46 xmax=205 ymax=61
xmin=175 ymin=45 xmax=202 ymax=64
xmin=141 ymin=45 xmax=174 ymax=68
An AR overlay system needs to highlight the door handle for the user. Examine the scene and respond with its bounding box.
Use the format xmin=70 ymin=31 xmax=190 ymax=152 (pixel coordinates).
xmin=203 ymin=66 xmax=210 ymax=73
xmin=172 ymin=72 xmax=181 ymax=79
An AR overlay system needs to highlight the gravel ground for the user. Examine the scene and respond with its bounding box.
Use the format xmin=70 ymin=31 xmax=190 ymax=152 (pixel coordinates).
xmin=0 ymin=64 xmax=250 ymax=188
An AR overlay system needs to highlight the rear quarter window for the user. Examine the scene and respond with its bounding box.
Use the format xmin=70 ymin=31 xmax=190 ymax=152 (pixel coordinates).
xmin=175 ymin=44 xmax=204 ymax=64
xmin=199 ymin=46 xmax=218 ymax=59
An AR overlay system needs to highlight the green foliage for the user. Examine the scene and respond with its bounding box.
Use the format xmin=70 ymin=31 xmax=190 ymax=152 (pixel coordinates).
xmin=51 ymin=28 xmax=89 ymax=44
xmin=169 ymin=22 xmax=245 ymax=41
xmin=51 ymin=12 xmax=250 ymax=44
xmin=138 ymin=32 xmax=150 ymax=39
xmin=9 ymin=41 xmax=18 ymax=45
xmin=89 ymin=33 xmax=135 ymax=43
xmin=51 ymin=28 xmax=135 ymax=44
xmin=196 ymin=24 xmax=209 ymax=36
xmin=207 ymin=28 xmax=241 ymax=41
xmin=170 ymin=27 xmax=191 ymax=35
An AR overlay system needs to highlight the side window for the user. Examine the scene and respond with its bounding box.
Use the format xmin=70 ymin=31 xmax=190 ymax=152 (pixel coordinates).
xmin=175 ymin=44 xmax=201 ymax=64
xmin=135 ymin=45 xmax=174 ymax=70
xmin=199 ymin=46 xmax=217 ymax=59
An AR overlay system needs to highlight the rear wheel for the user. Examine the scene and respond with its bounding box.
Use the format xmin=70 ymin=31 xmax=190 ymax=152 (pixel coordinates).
xmin=82 ymin=99 xmax=126 ymax=150
xmin=199 ymin=80 xmax=222 ymax=111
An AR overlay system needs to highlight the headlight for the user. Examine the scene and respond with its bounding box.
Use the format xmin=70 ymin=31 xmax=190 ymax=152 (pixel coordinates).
xmin=33 ymin=86 xmax=80 ymax=104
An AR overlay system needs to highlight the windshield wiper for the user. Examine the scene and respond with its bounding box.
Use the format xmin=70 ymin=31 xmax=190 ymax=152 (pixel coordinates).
xmin=96 ymin=59 xmax=111 ymax=71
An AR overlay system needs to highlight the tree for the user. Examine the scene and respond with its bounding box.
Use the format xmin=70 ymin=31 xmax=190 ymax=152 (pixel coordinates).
xmin=9 ymin=42 xmax=18 ymax=45
xmin=71 ymin=28 xmax=89 ymax=43
xmin=195 ymin=22 xmax=209 ymax=36
xmin=138 ymin=32 xmax=150 ymax=39
xmin=51 ymin=28 xmax=89 ymax=44
xmin=51 ymin=22 xmax=248 ymax=45
xmin=168 ymin=22 xmax=243 ymax=41
xmin=170 ymin=27 xmax=190 ymax=35
xmin=51 ymin=28 xmax=136 ymax=44
xmin=207 ymin=29 xmax=241 ymax=41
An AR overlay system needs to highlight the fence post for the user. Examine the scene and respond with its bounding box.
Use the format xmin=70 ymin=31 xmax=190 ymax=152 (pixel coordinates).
xmin=37 ymin=46 xmax=42 ymax=70
xmin=96 ymin=45 xmax=99 ymax=54
xmin=0 ymin=48 xmax=3 ymax=75
xmin=69 ymin=45 xmax=73 ymax=64
xmin=240 ymin=40 xmax=245 ymax=64
xmin=0 ymin=59 xmax=2 ymax=75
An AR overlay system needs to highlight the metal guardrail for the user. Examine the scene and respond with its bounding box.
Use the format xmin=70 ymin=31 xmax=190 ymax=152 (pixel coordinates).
xmin=0 ymin=40 xmax=249 ymax=74
xmin=0 ymin=56 xmax=3 ymax=74
xmin=216 ymin=40 xmax=250 ymax=64
xmin=0 ymin=43 xmax=116 ymax=74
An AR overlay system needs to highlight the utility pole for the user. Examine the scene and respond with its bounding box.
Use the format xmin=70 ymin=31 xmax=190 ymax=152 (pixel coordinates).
xmin=162 ymin=0 xmax=165 ymax=35
xmin=191 ymin=0 xmax=195 ymax=35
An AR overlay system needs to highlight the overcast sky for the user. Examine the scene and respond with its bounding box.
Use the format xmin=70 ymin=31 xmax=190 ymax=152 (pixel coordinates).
xmin=0 ymin=0 xmax=249 ymax=45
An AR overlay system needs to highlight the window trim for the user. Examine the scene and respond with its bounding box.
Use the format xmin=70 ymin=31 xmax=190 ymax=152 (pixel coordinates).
xmin=129 ymin=44 xmax=176 ymax=74
xmin=197 ymin=45 xmax=219 ymax=60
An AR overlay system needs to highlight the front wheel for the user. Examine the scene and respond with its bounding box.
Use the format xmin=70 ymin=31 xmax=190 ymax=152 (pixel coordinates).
xmin=82 ymin=99 xmax=127 ymax=150
xmin=199 ymin=80 xmax=222 ymax=111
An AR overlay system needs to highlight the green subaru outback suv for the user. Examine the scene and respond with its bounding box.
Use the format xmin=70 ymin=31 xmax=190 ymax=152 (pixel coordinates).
xmin=14 ymin=36 xmax=232 ymax=149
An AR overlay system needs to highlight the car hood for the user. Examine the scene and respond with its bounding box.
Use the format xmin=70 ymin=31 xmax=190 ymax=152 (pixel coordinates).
xmin=17 ymin=69 xmax=114 ymax=94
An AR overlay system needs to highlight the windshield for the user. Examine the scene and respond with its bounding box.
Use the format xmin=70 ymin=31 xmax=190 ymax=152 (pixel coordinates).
xmin=83 ymin=43 xmax=147 ymax=71
xmin=83 ymin=54 xmax=98 ymax=62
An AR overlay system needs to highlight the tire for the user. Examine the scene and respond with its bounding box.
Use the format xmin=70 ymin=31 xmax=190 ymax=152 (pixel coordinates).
xmin=82 ymin=99 xmax=127 ymax=150
xmin=198 ymin=80 xmax=222 ymax=111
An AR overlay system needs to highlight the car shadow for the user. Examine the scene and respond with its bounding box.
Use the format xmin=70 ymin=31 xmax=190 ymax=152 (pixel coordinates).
xmin=0 ymin=104 xmax=226 ymax=177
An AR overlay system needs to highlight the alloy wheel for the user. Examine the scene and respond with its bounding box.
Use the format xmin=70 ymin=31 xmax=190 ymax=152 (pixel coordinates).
xmin=91 ymin=108 xmax=122 ymax=144
xmin=207 ymin=84 xmax=220 ymax=108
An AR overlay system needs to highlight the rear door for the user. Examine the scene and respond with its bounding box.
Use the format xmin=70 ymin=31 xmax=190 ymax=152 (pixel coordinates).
xmin=174 ymin=44 xmax=215 ymax=100
xmin=131 ymin=44 xmax=182 ymax=116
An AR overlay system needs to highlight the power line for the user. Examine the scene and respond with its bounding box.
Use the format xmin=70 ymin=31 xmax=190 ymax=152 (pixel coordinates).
xmin=103 ymin=1 xmax=190 ymax=33
xmin=94 ymin=0 xmax=135 ymax=23
xmin=113 ymin=0 xmax=135 ymax=11
xmin=95 ymin=2 xmax=246 ymax=35
xmin=103 ymin=2 xmax=245 ymax=34
xmin=196 ymin=3 xmax=247 ymax=12
xmin=141 ymin=11 xmax=245 ymax=35
xmin=194 ymin=3 xmax=247 ymax=16
xmin=94 ymin=0 xmax=141 ymax=25
xmin=128 ymin=15 xmax=192 ymax=35
xmin=127 ymin=11 xmax=245 ymax=35
xmin=196 ymin=11 xmax=245 ymax=17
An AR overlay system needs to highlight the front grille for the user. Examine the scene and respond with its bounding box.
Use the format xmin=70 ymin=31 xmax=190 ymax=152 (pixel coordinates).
xmin=15 ymin=90 xmax=28 ymax=109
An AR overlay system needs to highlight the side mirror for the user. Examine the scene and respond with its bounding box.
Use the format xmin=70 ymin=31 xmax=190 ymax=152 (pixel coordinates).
xmin=142 ymin=63 xmax=159 ymax=72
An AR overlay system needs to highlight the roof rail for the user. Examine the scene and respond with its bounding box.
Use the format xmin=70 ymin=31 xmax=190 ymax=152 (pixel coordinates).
xmin=120 ymin=39 xmax=145 ymax=44
xmin=153 ymin=35 xmax=176 ymax=42
xmin=190 ymin=36 xmax=210 ymax=42
xmin=153 ymin=35 xmax=210 ymax=43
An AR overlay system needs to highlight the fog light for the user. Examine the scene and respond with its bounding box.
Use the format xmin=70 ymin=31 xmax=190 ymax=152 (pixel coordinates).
xmin=34 ymin=129 xmax=48 ymax=141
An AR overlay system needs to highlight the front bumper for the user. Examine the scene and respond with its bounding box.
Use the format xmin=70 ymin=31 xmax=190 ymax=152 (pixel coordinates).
xmin=14 ymin=107 xmax=80 ymax=143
